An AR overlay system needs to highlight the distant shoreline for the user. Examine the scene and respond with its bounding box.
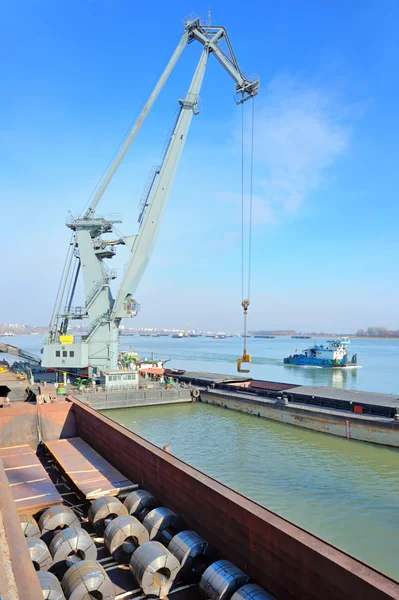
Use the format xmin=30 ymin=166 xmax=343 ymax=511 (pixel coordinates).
xmin=291 ymin=335 xmax=399 ymax=341
xmin=1 ymin=331 xmax=399 ymax=341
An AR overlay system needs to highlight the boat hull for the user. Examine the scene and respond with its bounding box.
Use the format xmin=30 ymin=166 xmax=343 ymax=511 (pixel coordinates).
xmin=284 ymin=356 xmax=356 ymax=368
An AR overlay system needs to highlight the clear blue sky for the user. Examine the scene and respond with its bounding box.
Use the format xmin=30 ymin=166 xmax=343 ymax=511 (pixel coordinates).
xmin=1 ymin=0 xmax=398 ymax=332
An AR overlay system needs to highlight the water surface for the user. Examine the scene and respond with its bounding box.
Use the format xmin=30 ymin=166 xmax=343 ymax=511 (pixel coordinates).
xmin=106 ymin=402 xmax=399 ymax=579
xmin=6 ymin=334 xmax=399 ymax=395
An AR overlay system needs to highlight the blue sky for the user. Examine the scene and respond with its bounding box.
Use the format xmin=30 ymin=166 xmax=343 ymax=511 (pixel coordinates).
xmin=1 ymin=0 xmax=398 ymax=332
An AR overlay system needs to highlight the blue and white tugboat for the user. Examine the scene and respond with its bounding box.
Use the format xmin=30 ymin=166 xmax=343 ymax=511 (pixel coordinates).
xmin=284 ymin=338 xmax=358 ymax=368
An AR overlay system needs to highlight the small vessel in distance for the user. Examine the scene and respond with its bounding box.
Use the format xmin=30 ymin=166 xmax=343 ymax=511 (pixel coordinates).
xmin=284 ymin=338 xmax=358 ymax=368
xmin=291 ymin=335 xmax=311 ymax=339
xmin=254 ymin=335 xmax=275 ymax=339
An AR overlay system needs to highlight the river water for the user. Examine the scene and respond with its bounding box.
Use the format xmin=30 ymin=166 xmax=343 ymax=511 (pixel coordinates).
xmin=118 ymin=335 xmax=399 ymax=395
xmin=4 ymin=334 xmax=399 ymax=577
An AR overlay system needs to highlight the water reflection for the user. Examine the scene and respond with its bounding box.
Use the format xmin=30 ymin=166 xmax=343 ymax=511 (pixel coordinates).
xmin=283 ymin=365 xmax=358 ymax=388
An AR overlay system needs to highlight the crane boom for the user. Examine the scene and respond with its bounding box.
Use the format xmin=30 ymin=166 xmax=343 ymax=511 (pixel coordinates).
xmin=84 ymin=30 xmax=190 ymax=219
xmin=111 ymin=45 xmax=210 ymax=320
xmin=111 ymin=24 xmax=258 ymax=319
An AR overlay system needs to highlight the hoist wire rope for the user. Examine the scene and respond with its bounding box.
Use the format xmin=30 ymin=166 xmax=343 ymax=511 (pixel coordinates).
xmin=240 ymin=96 xmax=255 ymax=301
xmin=241 ymin=100 xmax=245 ymax=301
xmin=248 ymin=96 xmax=255 ymax=300
xmin=238 ymin=95 xmax=255 ymax=370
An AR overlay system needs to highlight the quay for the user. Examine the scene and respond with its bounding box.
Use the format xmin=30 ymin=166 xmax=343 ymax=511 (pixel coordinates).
xmin=165 ymin=370 xmax=399 ymax=447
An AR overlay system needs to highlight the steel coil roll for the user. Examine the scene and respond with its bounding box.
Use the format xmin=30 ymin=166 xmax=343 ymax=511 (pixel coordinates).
xmin=168 ymin=530 xmax=213 ymax=582
xmin=129 ymin=541 xmax=181 ymax=598
xmin=37 ymin=571 xmax=65 ymax=600
xmin=104 ymin=515 xmax=149 ymax=563
xmin=199 ymin=560 xmax=250 ymax=600
xmin=27 ymin=537 xmax=53 ymax=572
xmin=143 ymin=506 xmax=182 ymax=543
xmin=124 ymin=489 xmax=159 ymax=520
xmin=49 ymin=526 xmax=97 ymax=566
xmin=20 ymin=514 xmax=41 ymax=538
xmin=231 ymin=584 xmax=276 ymax=599
xmin=88 ymin=495 xmax=128 ymax=534
xmin=61 ymin=560 xmax=115 ymax=600
xmin=39 ymin=506 xmax=80 ymax=535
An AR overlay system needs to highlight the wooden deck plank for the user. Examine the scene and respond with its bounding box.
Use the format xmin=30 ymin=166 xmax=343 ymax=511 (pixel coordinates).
xmin=45 ymin=437 xmax=137 ymax=500
xmin=0 ymin=445 xmax=32 ymax=458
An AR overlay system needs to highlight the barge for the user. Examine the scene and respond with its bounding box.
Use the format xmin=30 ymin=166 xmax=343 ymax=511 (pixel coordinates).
xmin=165 ymin=370 xmax=399 ymax=447
xmin=0 ymin=397 xmax=398 ymax=599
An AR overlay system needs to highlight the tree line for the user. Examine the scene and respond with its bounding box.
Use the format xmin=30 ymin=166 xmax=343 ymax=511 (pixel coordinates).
xmin=356 ymin=327 xmax=399 ymax=338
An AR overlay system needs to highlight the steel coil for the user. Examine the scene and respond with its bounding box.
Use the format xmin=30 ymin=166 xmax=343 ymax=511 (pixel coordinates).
xmin=129 ymin=540 xmax=181 ymax=598
xmin=231 ymin=584 xmax=276 ymax=599
xmin=49 ymin=526 xmax=97 ymax=566
xmin=143 ymin=506 xmax=182 ymax=543
xmin=61 ymin=560 xmax=115 ymax=600
xmin=20 ymin=514 xmax=41 ymax=538
xmin=37 ymin=571 xmax=65 ymax=600
xmin=39 ymin=506 xmax=80 ymax=535
xmin=88 ymin=495 xmax=128 ymax=534
xmin=199 ymin=560 xmax=250 ymax=600
xmin=168 ymin=530 xmax=213 ymax=582
xmin=104 ymin=515 xmax=149 ymax=563
xmin=26 ymin=537 xmax=53 ymax=572
xmin=124 ymin=489 xmax=159 ymax=520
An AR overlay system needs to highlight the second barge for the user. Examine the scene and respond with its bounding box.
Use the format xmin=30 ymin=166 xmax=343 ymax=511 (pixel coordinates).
xmin=165 ymin=370 xmax=399 ymax=447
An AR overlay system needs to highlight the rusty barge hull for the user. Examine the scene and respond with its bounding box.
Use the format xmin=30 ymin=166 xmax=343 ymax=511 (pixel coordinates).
xmin=0 ymin=399 xmax=398 ymax=600
xmin=165 ymin=371 xmax=399 ymax=447
xmin=199 ymin=388 xmax=399 ymax=447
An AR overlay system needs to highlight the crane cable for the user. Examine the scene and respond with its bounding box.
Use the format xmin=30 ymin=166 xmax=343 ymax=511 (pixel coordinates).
xmin=237 ymin=96 xmax=255 ymax=373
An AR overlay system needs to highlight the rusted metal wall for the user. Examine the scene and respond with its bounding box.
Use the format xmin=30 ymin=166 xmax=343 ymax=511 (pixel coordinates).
xmin=38 ymin=402 xmax=76 ymax=441
xmin=0 ymin=403 xmax=39 ymax=448
xmin=71 ymin=398 xmax=399 ymax=600
xmin=0 ymin=402 xmax=77 ymax=448
xmin=0 ymin=460 xmax=43 ymax=600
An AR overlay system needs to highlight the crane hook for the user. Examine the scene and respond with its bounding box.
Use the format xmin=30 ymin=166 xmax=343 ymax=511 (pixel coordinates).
xmin=237 ymin=299 xmax=251 ymax=373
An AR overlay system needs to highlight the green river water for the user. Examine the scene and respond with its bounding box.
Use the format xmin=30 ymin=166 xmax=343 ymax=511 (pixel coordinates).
xmin=104 ymin=402 xmax=399 ymax=579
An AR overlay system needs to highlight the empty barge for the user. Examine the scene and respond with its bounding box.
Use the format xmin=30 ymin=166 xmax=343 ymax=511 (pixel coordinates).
xmin=0 ymin=397 xmax=398 ymax=600
xmin=165 ymin=370 xmax=399 ymax=447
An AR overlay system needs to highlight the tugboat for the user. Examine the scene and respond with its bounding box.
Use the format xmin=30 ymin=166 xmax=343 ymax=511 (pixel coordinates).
xmin=284 ymin=338 xmax=358 ymax=368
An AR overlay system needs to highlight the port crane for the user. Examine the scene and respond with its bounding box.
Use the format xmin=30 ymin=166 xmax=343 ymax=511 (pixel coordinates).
xmin=42 ymin=15 xmax=259 ymax=378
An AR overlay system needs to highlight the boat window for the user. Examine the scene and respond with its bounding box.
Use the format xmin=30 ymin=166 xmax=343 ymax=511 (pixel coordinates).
xmin=56 ymin=351 xmax=60 ymax=357
xmin=70 ymin=351 xmax=74 ymax=357
xmin=62 ymin=351 xmax=67 ymax=357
